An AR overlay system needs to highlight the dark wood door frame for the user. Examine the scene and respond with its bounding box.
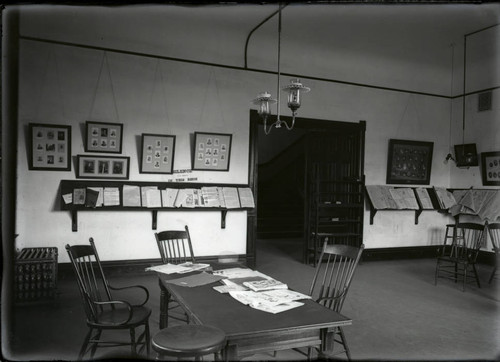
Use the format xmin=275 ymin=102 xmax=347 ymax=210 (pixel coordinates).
xmin=247 ymin=109 xmax=365 ymax=267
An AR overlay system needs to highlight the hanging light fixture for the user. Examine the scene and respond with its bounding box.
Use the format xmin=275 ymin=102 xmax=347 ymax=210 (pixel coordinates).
xmin=252 ymin=4 xmax=310 ymax=135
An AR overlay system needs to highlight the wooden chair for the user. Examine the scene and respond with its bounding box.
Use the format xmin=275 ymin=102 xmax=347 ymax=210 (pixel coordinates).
xmin=154 ymin=225 xmax=195 ymax=326
xmin=434 ymin=222 xmax=485 ymax=292
xmin=305 ymin=241 xmax=365 ymax=360
xmin=152 ymin=324 xmax=226 ymax=361
xmin=487 ymin=222 xmax=500 ymax=284
xmin=65 ymin=238 xmax=151 ymax=360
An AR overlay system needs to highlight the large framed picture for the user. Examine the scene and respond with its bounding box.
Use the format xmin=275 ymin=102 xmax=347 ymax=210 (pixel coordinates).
xmin=386 ymin=139 xmax=433 ymax=185
xmin=29 ymin=123 xmax=71 ymax=171
xmin=85 ymin=121 xmax=123 ymax=153
xmin=77 ymin=155 xmax=130 ymax=179
xmin=192 ymin=132 xmax=232 ymax=171
xmin=481 ymin=151 xmax=500 ymax=186
xmin=140 ymin=133 xmax=176 ymax=174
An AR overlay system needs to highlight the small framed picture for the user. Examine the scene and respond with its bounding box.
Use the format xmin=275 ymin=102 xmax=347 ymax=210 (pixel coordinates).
xmin=77 ymin=155 xmax=130 ymax=179
xmin=140 ymin=133 xmax=176 ymax=174
xmin=29 ymin=123 xmax=71 ymax=171
xmin=192 ymin=132 xmax=232 ymax=171
xmin=386 ymin=139 xmax=433 ymax=185
xmin=85 ymin=121 xmax=123 ymax=153
xmin=481 ymin=151 xmax=500 ymax=186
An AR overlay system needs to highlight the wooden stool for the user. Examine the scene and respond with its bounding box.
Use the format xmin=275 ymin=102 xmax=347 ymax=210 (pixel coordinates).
xmin=152 ymin=325 xmax=226 ymax=361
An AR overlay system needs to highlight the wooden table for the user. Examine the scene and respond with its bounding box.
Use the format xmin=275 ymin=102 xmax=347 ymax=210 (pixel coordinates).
xmin=158 ymin=269 xmax=352 ymax=360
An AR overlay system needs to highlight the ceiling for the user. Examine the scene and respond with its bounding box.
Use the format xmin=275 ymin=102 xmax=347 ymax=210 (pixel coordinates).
xmin=16 ymin=2 xmax=500 ymax=93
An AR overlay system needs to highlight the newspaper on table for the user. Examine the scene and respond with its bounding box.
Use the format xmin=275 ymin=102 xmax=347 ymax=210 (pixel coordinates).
xmin=228 ymin=289 xmax=311 ymax=314
xmin=145 ymin=262 xmax=210 ymax=274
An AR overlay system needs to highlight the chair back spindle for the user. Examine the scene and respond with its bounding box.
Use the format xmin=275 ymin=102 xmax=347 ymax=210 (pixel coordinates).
xmin=309 ymin=243 xmax=364 ymax=313
xmin=66 ymin=238 xmax=113 ymax=323
xmin=155 ymin=226 xmax=195 ymax=264
xmin=449 ymin=223 xmax=485 ymax=262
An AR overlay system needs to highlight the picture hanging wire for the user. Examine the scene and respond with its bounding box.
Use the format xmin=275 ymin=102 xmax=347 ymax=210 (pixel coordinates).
xmin=35 ymin=46 xmax=66 ymax=121
xmin=88 ymin=51 xmax=119 ymax=121
xmin=147 ymin=58 xmax=170 ymax=128
xmin=198 ymin=68 xmax=226 ymax=128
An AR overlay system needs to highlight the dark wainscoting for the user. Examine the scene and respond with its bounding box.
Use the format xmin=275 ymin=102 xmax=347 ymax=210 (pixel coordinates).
xmin=363 ymin=246 xmax=495 ymax=265
xmin=58 ymin=254 xmax=248 ymax=280
xmin=58 ymin=247 xmax=495 ymax=279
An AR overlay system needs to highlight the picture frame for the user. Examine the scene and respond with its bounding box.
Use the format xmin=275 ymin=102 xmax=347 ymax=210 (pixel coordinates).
xmin=386 ymin=139 xmax=433 ymax=185
xmin=192 ymin=132 xmax=232 ymax=171
xmin=481 ymin=151 xmax=500 ymax=186
xmin=76 ymin=154 xmax=130 ymax=179
xmin=140 ymin=133 xmax=176 ymax=174
xmin=29 ymin=123 xmax=72 ymax=171
xmin=85 ymin=121 xmax=123 ymax=153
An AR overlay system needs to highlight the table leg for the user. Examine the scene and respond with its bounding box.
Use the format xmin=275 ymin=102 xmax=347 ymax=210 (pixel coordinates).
xmin=222 ymin=344 xmax=238 ymax=362
xmin=159 ymin=283 xmax=169 ymax=329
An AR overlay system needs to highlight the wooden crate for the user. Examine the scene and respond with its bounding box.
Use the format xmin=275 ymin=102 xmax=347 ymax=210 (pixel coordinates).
xmin=15 ymin=247 xmax=58 ymax=301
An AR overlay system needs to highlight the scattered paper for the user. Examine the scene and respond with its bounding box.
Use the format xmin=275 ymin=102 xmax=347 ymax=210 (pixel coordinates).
xmin=145 ymin=188 xmax=162 ymax=208
xmin=62 ymin=193 xmax=73 ymax=204
xmin=122 ymin=185 xmax=141 ymax=207
xmin=161 ymin=188 xmax=178 ymax=207
xmin=228 ymin=290 xmax=308 ymax=314
xmin=415 ymin=188 xmax=434 ymax=209
xmin=238 ymin=187 xmax=255 ymax=208
xmin=103 ymin=187 xmax=120 ymax=206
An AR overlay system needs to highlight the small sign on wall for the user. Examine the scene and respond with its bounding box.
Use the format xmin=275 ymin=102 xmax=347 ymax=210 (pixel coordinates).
xmin=192 ymin=132 xmax=232 ymax=171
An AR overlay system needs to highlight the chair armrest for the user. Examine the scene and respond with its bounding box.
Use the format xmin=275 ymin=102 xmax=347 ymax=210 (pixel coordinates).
xmin=315 ymin=289 xmax=347 ymax=306
xmin=108 ymin=284 xmax=150 ymax=306
xmin=92 ymin=300 xmax=133 ymax=325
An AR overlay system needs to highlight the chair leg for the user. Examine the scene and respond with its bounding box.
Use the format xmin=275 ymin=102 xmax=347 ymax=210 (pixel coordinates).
xmin=338 ymin=327 xmax=351 ymax=361
xmin=434 ymin=261 xmax=440 ymax=286
xmin=130 ymin=327 xmax=137 ymax=356
xmin=472 ymin=264 xmax=481 ymax=288
xmin=145 ymin=320 xmax=151 ymax=357
xmin=78 ymin=328 xmax=93 ymax=360
xmin=89 ymin=329 xmax=101 ymax=359
xmin=489 ymin=266 xmax=497 ymax=284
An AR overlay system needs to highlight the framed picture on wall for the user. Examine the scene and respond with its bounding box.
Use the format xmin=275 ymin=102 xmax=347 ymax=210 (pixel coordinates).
xmin=140 ymin=133 xmax=176 ymax=174
xmin=28 ymin=123 xmax=72 ymax=171
xmin=192 ymin=132 xmax=232 ymax=171
xmin=76 ymin=154 xmax=130 ymax=179
xmin=481 ymin=151 xmax=500 ymax=186
xmin=386 ymin=139 xmax=433 ymax=185
xmin=85 ymin=121 xmax=123 ymax=153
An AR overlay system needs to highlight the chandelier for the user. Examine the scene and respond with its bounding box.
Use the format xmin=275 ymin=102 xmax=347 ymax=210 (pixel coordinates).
xmin=252 ymin=4 xmax=310 ymax=135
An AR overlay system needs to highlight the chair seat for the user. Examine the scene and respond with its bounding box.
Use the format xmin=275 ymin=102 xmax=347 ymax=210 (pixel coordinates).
xmin=92 ymin=305 xmax=152 ymax=328
xmin=152 ymin=325 xmax=226 ymax=358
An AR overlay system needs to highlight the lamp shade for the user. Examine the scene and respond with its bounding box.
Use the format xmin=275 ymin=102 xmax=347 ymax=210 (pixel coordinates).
xmin=282 ymin=79 xmax=310 ymax=112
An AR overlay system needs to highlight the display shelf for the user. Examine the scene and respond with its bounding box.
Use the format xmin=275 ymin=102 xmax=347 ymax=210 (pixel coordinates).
xmin=365 ymin=186 xmax=447 ymax=225
xmin=60 ymin=180 xmax=254 ymax=232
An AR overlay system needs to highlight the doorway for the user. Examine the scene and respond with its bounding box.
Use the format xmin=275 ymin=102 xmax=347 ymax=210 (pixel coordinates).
xmin=248 ymin=110 xmax=366 ymax=266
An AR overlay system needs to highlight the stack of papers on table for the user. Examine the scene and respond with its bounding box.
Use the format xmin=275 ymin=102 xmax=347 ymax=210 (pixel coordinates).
xmin=229 ymin=289 xmax=311 ymax=314
xmin=145 ymin=262 xmax=210 ymax=274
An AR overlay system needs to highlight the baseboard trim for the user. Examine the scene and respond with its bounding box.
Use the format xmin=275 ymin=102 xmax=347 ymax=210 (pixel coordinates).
xmin=58 ymin=247 xmax=495 ymax=279
xmin=363 ymin=246 xmax=495 ymax=265
xmin=58 ymin=254 xmax=249 ymax=280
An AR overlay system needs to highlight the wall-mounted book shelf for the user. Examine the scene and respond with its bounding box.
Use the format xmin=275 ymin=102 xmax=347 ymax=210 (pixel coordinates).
xmin=365 ymin=185 xmax=452 ymax=225
xmin=60 ymin=180 xmax=255 ymax=232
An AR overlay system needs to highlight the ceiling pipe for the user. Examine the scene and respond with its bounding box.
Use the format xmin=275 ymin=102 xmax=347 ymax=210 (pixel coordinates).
xmin=244 ymin=4 xmax=288 ymax=68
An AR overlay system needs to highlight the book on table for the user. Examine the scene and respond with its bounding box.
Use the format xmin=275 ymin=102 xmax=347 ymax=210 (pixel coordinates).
xmin=243 ymin=279 xmax=288 ymax=292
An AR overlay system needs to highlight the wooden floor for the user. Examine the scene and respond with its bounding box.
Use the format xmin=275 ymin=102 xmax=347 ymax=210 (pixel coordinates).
xmin=4 ymin=238 xmax=499 ymax=361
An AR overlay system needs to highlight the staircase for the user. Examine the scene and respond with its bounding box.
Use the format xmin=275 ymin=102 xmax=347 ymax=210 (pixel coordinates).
xmin=257 ymin=137 xmax=306 ymax=239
